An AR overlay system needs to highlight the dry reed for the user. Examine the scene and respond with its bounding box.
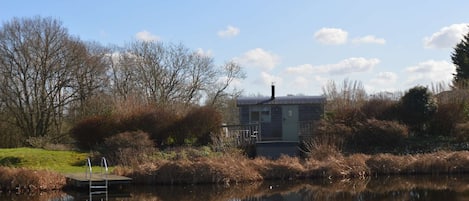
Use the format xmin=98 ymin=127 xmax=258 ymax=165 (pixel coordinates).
xmin=115 ymin=150 xmax=469 ymax=185
xmin=5 ymin=149 xmax=468 ymax=193
xmin=0 ymin=167 xmax=65 ymax=193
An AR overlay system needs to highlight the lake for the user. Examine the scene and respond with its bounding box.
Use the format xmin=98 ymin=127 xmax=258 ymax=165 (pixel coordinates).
xmin=2 ymin=175 xmax=469 ymax=200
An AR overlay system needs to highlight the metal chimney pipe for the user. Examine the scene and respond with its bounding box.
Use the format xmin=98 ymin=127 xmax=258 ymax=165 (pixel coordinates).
xmin=271 ymin=85 xmax=275 ymax=100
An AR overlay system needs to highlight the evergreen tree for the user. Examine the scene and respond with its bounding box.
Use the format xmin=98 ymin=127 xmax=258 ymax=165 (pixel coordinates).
xmin=452 ymin=31 xmax=469 ymax=87
xmin=399 ymin=86 xmax=438 ymax=135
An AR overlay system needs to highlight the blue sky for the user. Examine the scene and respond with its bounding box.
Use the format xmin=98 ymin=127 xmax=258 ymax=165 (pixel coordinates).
xmin=2 ymin=1 xmax=469 ymax=96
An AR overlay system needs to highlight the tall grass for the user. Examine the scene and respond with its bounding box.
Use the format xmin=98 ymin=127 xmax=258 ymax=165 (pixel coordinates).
xmin=322 ymin=79 xmax=367 ymax=112
xmin=3 ymin=148 xmax=469 ymax=191
xmin=114 ymin=148 xmax=469 ymax=185
xmin=0 ymin=167 xmax=66 ymax=192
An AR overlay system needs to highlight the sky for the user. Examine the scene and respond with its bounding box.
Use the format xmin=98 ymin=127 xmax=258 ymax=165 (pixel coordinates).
xmin=1 ymin=0 xmax=469 ymax=97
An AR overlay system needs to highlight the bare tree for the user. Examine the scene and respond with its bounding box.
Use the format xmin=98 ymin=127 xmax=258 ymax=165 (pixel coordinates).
xmin=0 ymin=16 xmax=105 ymax=138
xmin=207 ymin=61 xmax=245 ymax=106
xmin=108 ymin=49 xmax=141 ymax=101
xmin=322 ymin=79 xmax=367 ymax=112
xmin=67 ymin=41 xmax=110 ymax=119
xmin=111 ymin=41 xmax=223 ymax=107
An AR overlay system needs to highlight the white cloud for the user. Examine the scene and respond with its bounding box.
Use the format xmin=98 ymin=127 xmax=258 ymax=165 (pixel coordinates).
xmin=404 ymin=60 xmax=455 ymax=86
xmin=135 ymin=30 xmax=160 ymax=42
xmin=218 ymin=25 xmax=240 ymax=38
xmin=234 ymin=48 xmax=280 ymax=71
xmin=314 ymin=28 xmax=348 ymax=45
xmin=424 ymin=23 xmax=469 ymax=49
xmin=285 ymin=57 xmax=380 ymax=76
xmin=352 ymin=35 xmax=386 ymax=45
xmin=325 ymin=57 xmax=380 ymax=75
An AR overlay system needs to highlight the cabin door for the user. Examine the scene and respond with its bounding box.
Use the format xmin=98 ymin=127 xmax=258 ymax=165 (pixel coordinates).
xmin=282 ymin=105 xmax=299 ymax=141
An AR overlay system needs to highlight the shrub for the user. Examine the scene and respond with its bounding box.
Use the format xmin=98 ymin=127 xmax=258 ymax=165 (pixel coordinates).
xmin=0 ymin=167 xmax=66 ymax=192
xmin=70 ymin=115 xmax=116 ymax=150
xmin=328 ymin=107 xmax=366 ymax=127
xmin=454 ymin=121 xmax=469 ymax=141
xmin=429 ymin=103 xmax=467 ymax=136
xmin=361 ymin=98 xmax=399 ymax=120
xmin=0 ymin=120 xmax=24 ymax=148
xmin=303 ymin=120 xmax=353 ymax=157
xmin=70 ymin=106 xmax=179 ymax=150
xmin=168 ymin=106 xmax=222 ymax=146
xmin=348 ymin=119 xmax=408 ymax=153
xmin=399 ymin=86 xmax=438 ymax=135
xmin=116 ymin=107 xmax=178 ymax=146
xmin=102 ymin=131 xmax=156 ymax=166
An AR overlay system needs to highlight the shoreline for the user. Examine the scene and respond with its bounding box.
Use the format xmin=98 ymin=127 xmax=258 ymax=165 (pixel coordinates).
xmin=2 ymin=150 xmax=469 ymax=193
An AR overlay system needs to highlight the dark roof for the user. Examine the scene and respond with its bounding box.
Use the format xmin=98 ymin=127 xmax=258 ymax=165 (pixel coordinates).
xmin=237 ymin=95 xmax=326 ymax=106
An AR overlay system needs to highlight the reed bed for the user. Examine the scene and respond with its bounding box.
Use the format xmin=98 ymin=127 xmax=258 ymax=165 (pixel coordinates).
xmin=4 ymin=150 xmax=469 ymax=192
xmin=0 ymin=167 xmax=66 ymax=193
xmin=113 ymin=150 xmax=469 ymax=185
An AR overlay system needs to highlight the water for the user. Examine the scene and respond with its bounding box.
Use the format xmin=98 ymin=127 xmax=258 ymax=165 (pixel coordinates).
xmin=2 ymin=175 xmax=469 ymax=201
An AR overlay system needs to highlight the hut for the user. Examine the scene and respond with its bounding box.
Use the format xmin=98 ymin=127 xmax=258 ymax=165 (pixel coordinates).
xmin=236 ymin=85 xmax=326 ymax=158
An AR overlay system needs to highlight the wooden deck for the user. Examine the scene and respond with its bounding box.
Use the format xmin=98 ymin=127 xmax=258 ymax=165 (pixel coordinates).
xmin=65 ymin=173 xmax=132 ymax=188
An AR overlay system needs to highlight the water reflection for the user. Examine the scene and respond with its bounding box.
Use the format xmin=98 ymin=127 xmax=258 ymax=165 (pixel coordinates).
xmin=2 ymin=175 xmax=469 ymax=200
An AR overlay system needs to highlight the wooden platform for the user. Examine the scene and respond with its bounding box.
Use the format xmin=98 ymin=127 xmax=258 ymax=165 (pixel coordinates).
xmin=65 ymin=173 xmax=132 ymax=188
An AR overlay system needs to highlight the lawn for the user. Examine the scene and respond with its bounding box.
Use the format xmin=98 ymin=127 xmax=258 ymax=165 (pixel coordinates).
xmin=0 ymin=147 xmax=108 ymax=173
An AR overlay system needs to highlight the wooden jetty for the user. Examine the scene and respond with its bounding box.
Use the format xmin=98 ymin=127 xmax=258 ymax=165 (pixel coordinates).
xmin=65 ymin=173 xmax=132 ymax=188
xmin=64 ymin=157 xmax=132 ymax=189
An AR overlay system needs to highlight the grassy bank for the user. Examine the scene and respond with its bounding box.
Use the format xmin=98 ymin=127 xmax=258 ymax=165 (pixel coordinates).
xmin=0 ymin=148 xmax=101 ymax=193
xmin=3 ymin=147 xmax=469 ymax=192
xmin=0 ymin=148 xmax=93 ymax=173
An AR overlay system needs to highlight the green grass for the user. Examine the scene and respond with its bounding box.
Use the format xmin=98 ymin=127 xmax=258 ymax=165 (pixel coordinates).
xmin=0 ymin=147 xmax=110 ymax=173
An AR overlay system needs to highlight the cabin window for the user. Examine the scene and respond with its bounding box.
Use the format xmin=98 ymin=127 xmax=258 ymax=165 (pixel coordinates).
xmin=250 ymin=106 xmax=271 ymax=123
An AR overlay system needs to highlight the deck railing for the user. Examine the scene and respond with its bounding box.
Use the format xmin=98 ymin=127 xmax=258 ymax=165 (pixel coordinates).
xmin=221 ymin=123 xmax=261 ymax=146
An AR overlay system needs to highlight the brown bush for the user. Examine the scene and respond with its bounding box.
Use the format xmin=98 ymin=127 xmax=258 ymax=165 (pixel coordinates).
xmin=329 ymin=107 xmax=366 ymax=127
xmin=349 ymin=119 xmax=408 ymax=153
xmin=360 ymin=98 xmax=399 ymax=120
xmin=0 ymin=167 xmax=65 ymax=192
xmin=70 ymin=115 xmax=117 ymax=149
xmin=168 ymin=106 xmax=222 ymax=146
xmin=103 ymin=131 xmax=156 ymax=166
xmin=116 ymin=107 xmax=178 ymax=145
xmin=310 ymin=120 xmax=353 ymax=149
xmin=130 ymin=153 xmax=262 ymax=185
xmin=429 ymin=103 xmax=467 ymax=136
xmin=453 ymin=121 xmax=469 ymax=141
xmin=70 ymin=105 xmax=179 ymax=150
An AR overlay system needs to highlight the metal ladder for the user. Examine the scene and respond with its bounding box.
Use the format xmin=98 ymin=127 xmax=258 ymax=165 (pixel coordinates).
xmin=86 ymin=157 xmax=109 ymax=201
